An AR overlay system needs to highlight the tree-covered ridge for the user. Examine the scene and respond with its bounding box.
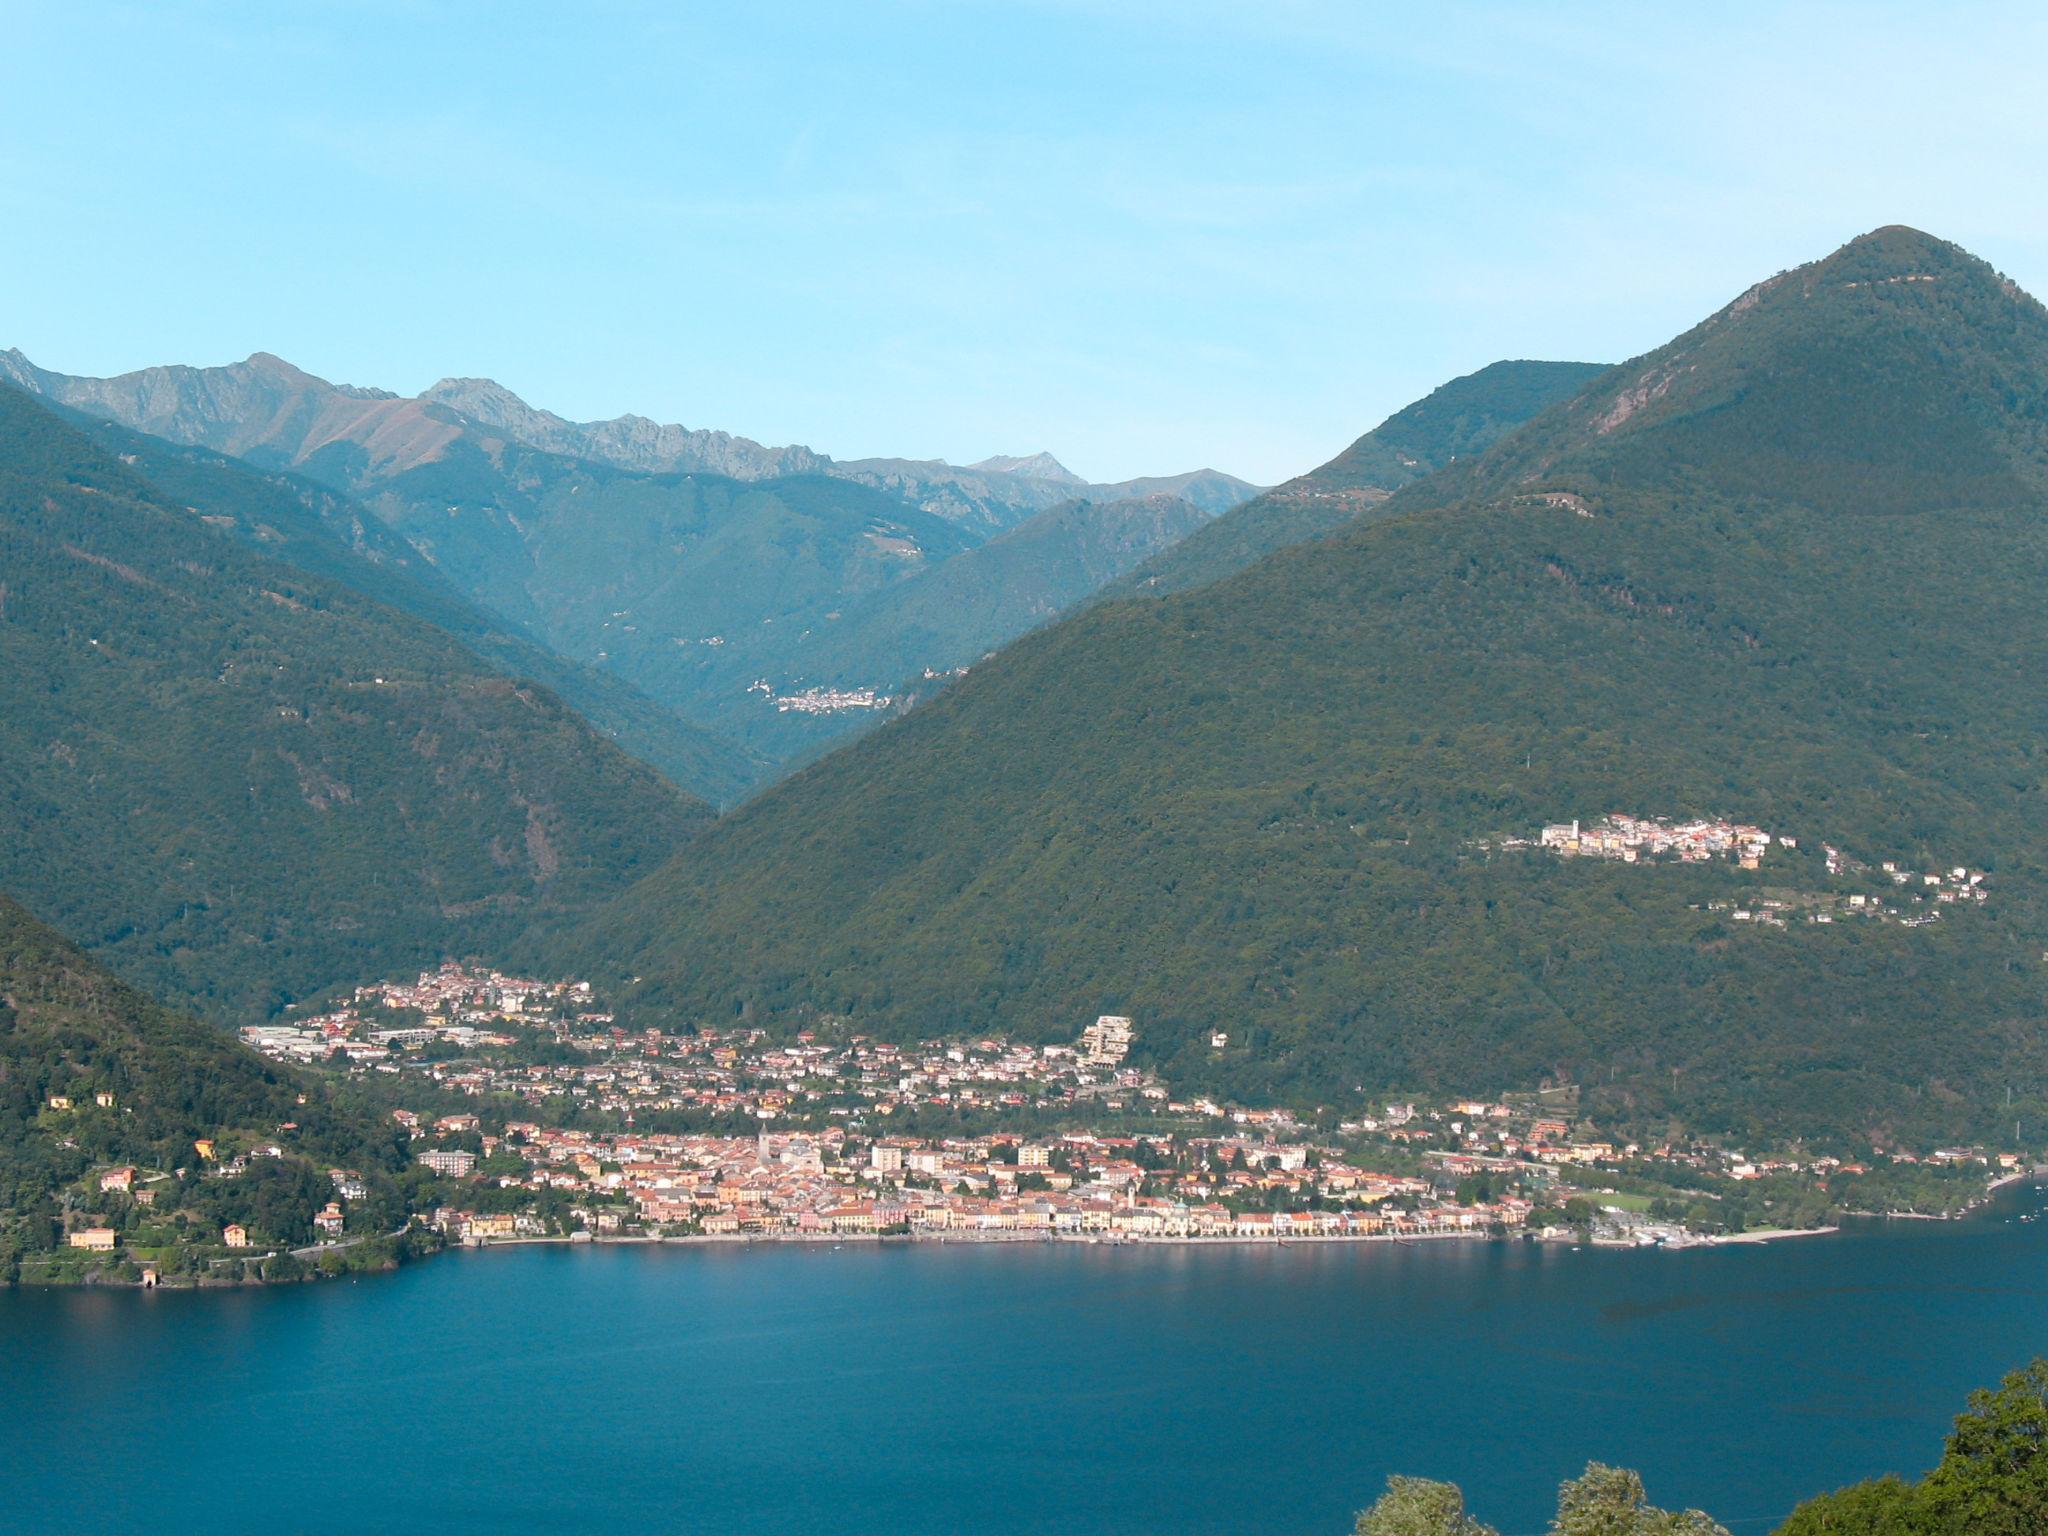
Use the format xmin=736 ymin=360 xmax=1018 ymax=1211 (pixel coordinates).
xmin=0 ymin=383 xmax=705 ymax=1018
xmin=58 ymin=404 xmax=768 ymax=804
xmin=1111 ymin=359 xmax=1605 ymax=601
xmin=0 ymin=893 xmax=409 ymax=1272
xmin=1401 ymin=226 xmax=2048 ymax=517
xmin=566 ymin=228 xmax=2048 ymax=1147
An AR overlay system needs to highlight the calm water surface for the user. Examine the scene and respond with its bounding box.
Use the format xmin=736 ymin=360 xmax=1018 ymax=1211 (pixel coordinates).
xmin=8 ymin=1187 xmax=2048 ymax=1536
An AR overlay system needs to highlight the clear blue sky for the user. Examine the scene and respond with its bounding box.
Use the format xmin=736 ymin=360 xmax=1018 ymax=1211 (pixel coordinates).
xmin=7 ymin=2 xmax=2047 ymax=485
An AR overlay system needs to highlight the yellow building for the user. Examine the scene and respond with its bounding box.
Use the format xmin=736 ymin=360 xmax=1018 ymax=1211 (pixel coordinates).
xmin=69 ymin=1228 xmax=117 ymax=1251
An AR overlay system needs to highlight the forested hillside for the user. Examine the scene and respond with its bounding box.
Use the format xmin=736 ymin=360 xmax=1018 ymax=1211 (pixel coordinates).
xmin=0 ymin=385 xmax=705 ymax=1016
xmin=0 ymin=894 xmax=408 ymax=1273
xmin=1112 ymin=359 xmax=1605 ymax=600
xmin=571 ymin=228 xmax=2048 ymax=1147
xmin=765 ymin=492 xmax=1215 ymax=728
xmin=60 ymin=408 xmax=767 ymax=803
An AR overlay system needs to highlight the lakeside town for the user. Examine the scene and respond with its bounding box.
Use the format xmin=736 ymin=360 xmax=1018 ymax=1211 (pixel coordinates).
xmin=182 ymin=962 xmax=2016 ymax=1258
xmin=22 ymin=956 xmax=2026 ymax=1287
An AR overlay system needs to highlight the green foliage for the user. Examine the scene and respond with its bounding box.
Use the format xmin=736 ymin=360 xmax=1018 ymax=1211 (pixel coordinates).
xmin=1349 ymin=1463 xmax=1723 ymax=1536
xmin=0 ymin=384 xmax=704 ymax=1017
xmin=1918 ymin=1360 xmax=2048 ymax=1533
xmin=1551 ymin=1465 xmax=1728 ymax=1536
xmin=1774 ymin=1477 xmax=1930 ymax=1536
xmin=570 ymin=228 xmax=2048 ymax=1145
xmin=1776 ymin=1359 xmax=2048 ymax=1534
xmin=1355 ymin=1476 xmax=1498 ymax=1536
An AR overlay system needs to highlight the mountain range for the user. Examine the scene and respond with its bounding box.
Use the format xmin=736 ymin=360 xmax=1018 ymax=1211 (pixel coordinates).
xmin=0 ymin=348 xmax=1264 ymax=770
xmin=564 ymin=226 xmax=2048 ymax=1146
xmin=9 ymin=223 xmax=2043 ymax=1153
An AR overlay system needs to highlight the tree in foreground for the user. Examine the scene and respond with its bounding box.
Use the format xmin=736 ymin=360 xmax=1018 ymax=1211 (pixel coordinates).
xmin=1354 ymin=1476 xmax=1497 ymax=1536
xmin=1778 ymin=1358 xmax=2048 ymax=1534
xmin=1352 ymin=1465 xmax=1727 ymax=1536
xmin=1550 ymin=1464 xmax=1729 ymax=1536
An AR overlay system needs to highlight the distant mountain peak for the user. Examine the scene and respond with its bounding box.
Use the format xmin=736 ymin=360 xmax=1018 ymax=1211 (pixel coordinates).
xmin=969 ymin=452 xmax=1086 ymax=486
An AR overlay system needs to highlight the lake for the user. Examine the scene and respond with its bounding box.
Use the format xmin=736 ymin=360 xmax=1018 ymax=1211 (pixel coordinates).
xmin=7 ymin=1188 xmax=2048 ymax=1535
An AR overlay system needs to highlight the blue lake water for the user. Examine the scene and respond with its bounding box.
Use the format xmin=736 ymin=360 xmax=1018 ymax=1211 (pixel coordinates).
xmin=8 ymin=1188 xmax=2048 ymax=1536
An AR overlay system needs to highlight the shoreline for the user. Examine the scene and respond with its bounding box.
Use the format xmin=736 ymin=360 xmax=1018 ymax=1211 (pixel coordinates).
xmin=16 ymin=1178 xmax=2033 ymax=1292
xmin=451 ymin=1221 xmax=1842 ymax=1255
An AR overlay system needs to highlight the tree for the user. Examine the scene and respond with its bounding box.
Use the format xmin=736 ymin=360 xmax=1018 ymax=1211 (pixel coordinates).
xmin=1919 ymin=1359 xmax=2048 ymax=1534
xmin=1772 ymin=1476 xmax=1929 ymax=1535
xmin=1550 ymin=1464 xmax=1728 ymax=1536
xmin=1354 ymin=1476 xmax=1498 ymax=1536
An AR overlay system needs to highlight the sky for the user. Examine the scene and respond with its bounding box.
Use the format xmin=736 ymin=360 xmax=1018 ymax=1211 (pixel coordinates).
xmin=6 ymin=2 xmax=2048 ymax=486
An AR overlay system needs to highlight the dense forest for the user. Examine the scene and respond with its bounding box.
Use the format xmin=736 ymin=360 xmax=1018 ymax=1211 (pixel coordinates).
xmin=565 ymin=228 xmax=2048 ymax=1147
xmin=0 ymin=384 xmax=706 ymax=1017
xmin=59 ymin=403 xmax=768 ymax=803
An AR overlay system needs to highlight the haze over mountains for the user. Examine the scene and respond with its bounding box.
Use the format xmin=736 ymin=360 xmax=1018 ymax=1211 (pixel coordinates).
xmin=569 ymin=226 xmax=2048 ymax=1146
xmin=0 ymin=347 xmax=1264 ymax=770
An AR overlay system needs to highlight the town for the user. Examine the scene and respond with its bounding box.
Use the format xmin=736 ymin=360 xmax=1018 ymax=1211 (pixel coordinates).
xmin=212 ymin=963 xmax=2022 ymax=1255
xmin=748 ymin=680 xmax=895 ymax=714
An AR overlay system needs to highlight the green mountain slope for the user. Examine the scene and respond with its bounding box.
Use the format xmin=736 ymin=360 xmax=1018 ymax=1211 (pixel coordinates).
xmin=1113 ymin=360 xmax=1606 ymax=600
xmin=761 ymin=492 xmax=1215 ymax=735
xmin=0 ymin=892 xmax=407 ymax=1260
xmin=61 ymin=410 xmax=768 ymax=804
xmin=1 ymin=351 xmax=1257 ymax=773
xmin=572 ymin=228 xmax=2048 ymax=1146
xmin=0 ymin=384 xmax=705 ymax=1017
xmin=346 ymin=443 xmax=987 ymax=758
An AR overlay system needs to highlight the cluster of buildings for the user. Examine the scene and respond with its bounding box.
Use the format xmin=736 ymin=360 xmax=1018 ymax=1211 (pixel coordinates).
xmin=243 ymin=997 xmax=1185 ymax=1126
xmin=1714 ymin=860 xmax=1988 ymax=929
xmin=1533 ymin=815 xmax=1779 ymax=866
xmin=411 ymin=1121 xmax=1527 ymax=1245
xmin=240 ymin=963 xmax=605 ymax=1065
xmin=222 ymin=960 xmax=2028 ymax=1253
xmin=760 ymin=683 xmax=892 ymax=715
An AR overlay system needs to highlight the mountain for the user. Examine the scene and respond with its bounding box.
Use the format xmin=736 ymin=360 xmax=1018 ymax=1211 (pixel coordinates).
xmin=968 ymin=452 xmax=1087 ymax=485
xmin=0 ymin=382 xmax=705 ymax=1017
xmin=766 ymin=492 xmax=1217 ymax=732
xmin=0 ymin=892 xmax=406 ymax=1257
xmin=569 ymin=227 xmax=2048 ymax=1147
xmin=1113 ymin=360 xmax=1607 ymax=600
xmin=416 ymin=375 xmax=829 ymax=479
xmin=0 ymin=348 xmax=1259 ymax=531
xmin=52 ymin=407 xmax=766 ymax=804
xmin=1 ymin=351 xmax=1261 ymax=769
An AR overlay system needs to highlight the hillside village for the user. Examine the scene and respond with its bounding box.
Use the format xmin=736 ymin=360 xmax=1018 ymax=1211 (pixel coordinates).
xmin=1481 ymin=815 xmax=1990 ymax=927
